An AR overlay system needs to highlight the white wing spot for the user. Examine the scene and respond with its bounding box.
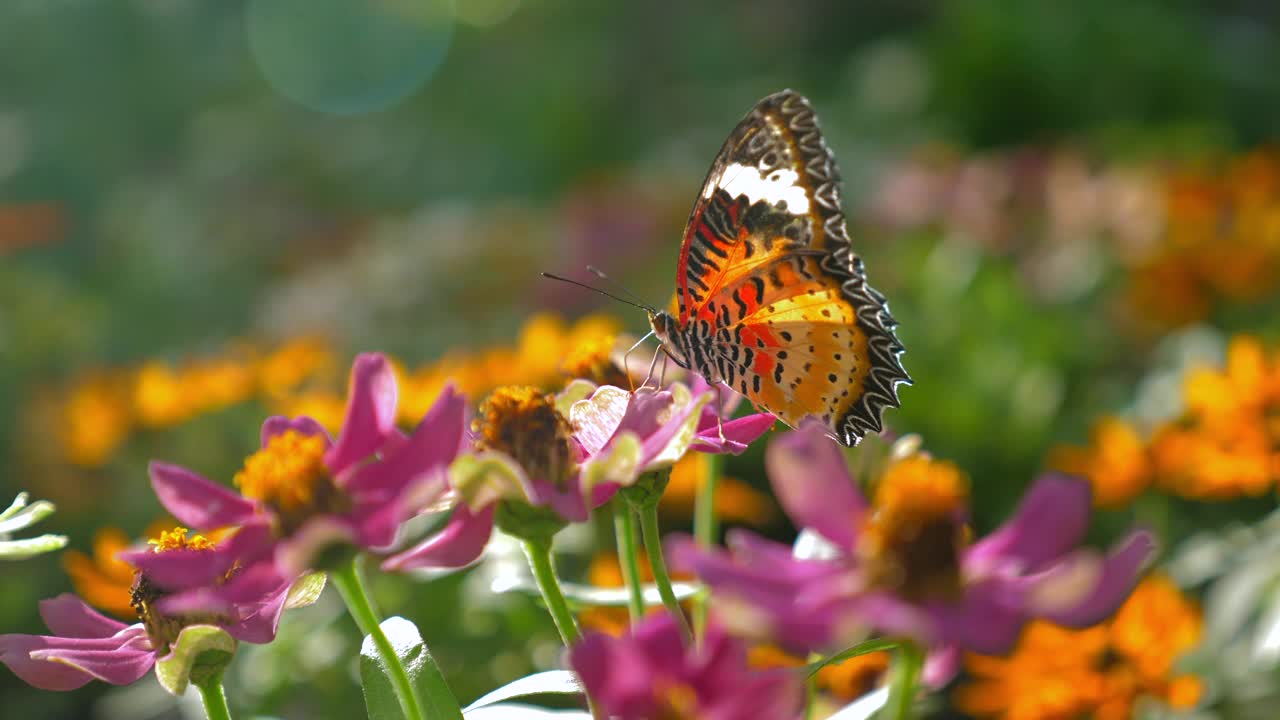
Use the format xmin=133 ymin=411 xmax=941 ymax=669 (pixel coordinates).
xmin=706 ymin=162 xmax=810 ymax=213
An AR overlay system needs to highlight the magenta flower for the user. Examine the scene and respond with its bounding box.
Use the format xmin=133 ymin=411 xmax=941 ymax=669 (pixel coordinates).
xmin=669 ymin=422 xmax=1156 ymax=683
xmin=570 ymin=611 xmax=802 ymax=720
xmin=127 ymin=354 xmax=468 ymax=599
xmin=0 ymin=527 xmax=318 ymax=694
xmin=384 ymin=381 xmax=715 ymax=572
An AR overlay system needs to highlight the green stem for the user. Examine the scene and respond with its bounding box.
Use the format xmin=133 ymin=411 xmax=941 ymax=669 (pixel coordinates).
xmin=522 ymin=539 xmax=583 ymax=646
xmin=638 ymin=503 xmax=693 ymax=643
xmin=331 ymin=556 xmax=428 ymax=720
xmin=692 ymin=452 xmax=722 ymax=643
xmin=884 ymin=641 xmax=924 ymax=720
xmin=612 ymin=499 xmax=647 ymax=624
xmin=195 ymin=671 xmax=233 ymax=720
xmin=522 ymin=539 xmax=607 ymax=720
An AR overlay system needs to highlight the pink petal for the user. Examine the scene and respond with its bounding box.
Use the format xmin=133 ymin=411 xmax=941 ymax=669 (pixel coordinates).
xmin=931 ymin=580 xmax=1026 ymax=654
xmin=1032 ymin=530 xmax=1157 ymax=628
xmin=38 ymin=595 xmax=129 ymax=639
xmin=382 ymin=505 xmax=496 ymax=571
xmin=0 ymin=634 xmax=99 ymax=691
xmin=966 ymin=474 xmax=1092 ymax=572
xmin=325 ymin=353 xmax=399 ymax=474
xmin=261 ymin=415 xmax=333 ymax=447
xmin=766 ymin=421 xmax=864 ymax=551
xmin=225 ymin=583 xmax=291 ymax=644
xmin=344 ymin=382 xmax=468 ymax=499
xmin=149 ymin=461 xmax=260 ymax=530
xmin=120 ymin=522 xmax=275 ymax=591
xmin=157 ymin=561 xmax=289 ymax=617
xmin=922 ymin=644 xmax=960 ymax=688
xmin=692 ymin=413 xmax=775 ymax=454
xmin=2 ymin=627 xmax=153 ymax=690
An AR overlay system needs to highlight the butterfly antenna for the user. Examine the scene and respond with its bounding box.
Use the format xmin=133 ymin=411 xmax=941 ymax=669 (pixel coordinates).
xmin=541 ymin=272 xmax=653 ymax=312
xmin=586 ymin=266 xmax=658 ymax=314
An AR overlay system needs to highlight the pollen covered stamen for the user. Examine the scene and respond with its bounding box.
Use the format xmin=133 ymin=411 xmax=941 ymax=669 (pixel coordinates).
xmin=234 ymin=429 xmax=348 ymax=532
xmin=477 ymin=385 xmax=575 ymax=485
xmin=861 ymin=456 xmax=970 ymax=601
xmin=147 ymin=526 xmax=215 ymax=553
xmin=560 ymin=335 xmax=630 ymax=388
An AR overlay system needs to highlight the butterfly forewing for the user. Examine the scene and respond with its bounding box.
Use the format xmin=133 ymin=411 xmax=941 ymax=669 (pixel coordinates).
xmin=669 ymin=90 xmax=909 ymax=446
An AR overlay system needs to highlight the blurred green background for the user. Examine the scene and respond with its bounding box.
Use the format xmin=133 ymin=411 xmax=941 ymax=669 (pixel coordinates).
xmin=3 ymin=1 xmax=1279 ymax=718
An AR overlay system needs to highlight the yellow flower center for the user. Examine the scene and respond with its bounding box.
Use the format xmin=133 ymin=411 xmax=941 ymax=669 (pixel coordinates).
xmin=476 ymin=385 xmax=574 ymax=484
xmin=131 ymin=527 xmax=229 ymax=652
xmin=559 ymin=335 xmax=630 ymax=388
xmin=655 ymin=681 xmax=700 ymax=720
xmin=234 ymin=430 xmax=348 ymax=533
xmin=861 ymin=455 xmax=970 ymax=601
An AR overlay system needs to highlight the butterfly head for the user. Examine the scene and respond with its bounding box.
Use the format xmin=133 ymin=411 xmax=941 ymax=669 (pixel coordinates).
xmin=648 ymin=310 xmax=690 ymax=370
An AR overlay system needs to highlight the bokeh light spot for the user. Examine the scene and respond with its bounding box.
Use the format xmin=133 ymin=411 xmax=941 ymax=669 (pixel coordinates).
xmin=246 ymin=0 xmax=454 ymax=115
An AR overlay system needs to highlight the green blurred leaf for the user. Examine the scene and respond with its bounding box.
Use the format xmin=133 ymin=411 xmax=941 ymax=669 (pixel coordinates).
xmin=803 ymin=638 xmax=899 ymax=678
xmin=360 ymin=616 xmax=463 ymax=720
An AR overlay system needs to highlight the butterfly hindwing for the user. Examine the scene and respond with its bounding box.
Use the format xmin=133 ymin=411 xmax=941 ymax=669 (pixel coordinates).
xmin=671 ymin=90 xmax=909 ymax=446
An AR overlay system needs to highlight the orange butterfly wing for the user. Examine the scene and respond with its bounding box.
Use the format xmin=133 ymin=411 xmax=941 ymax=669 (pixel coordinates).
xmin=671 ymin=90 xmax=908 ymax=445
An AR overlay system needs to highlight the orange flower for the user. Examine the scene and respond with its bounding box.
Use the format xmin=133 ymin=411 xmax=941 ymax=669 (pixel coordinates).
xmin=1048 ymin=417 xmax=1151 ymax=508
xmin=1128 ymin=151 xmax=1280 ymax=327
xmin=954 ymin=575 xmax=1203 ymax=719
xmin=62 ymin=527 xmax=137 ymax=620
xmin=1049 ymin=335 xmax=1280 ymax=504
xmin=61 ymin=520 xmax=185 ymax=621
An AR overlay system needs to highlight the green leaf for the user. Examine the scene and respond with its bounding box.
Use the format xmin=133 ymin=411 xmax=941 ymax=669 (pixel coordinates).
xmin=802 ymin=638 xmax=899 ymax=678
xmin=154 ymin=625 xmax=237 ymax=695
xmin=464 ymin=670 xmax=583 ymax=712
xmin=360 ymin=616 xmax=463 ymax=720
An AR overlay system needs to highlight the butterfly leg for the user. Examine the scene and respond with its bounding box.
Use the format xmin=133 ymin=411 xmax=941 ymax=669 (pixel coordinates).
xmin=620 ymin=330 xmax=656 ymax=392
xmin=639 ymin=344 xmax=664 ymax=390
xmin=715 ymin=382 xmax=726 ymax=444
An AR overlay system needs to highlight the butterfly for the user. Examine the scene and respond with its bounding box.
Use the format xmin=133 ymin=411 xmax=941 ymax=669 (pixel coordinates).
xmin=648 ymin=90 xmax=909 ymax=446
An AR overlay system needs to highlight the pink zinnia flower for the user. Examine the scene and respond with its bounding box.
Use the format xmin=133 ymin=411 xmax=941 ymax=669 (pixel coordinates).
xmin=1 ymin=528 xmax=316 ymax=694
xmin=670 ymin=421 xmax=1156 ymax=684
xmin=385 ymin=381 xmax=727 ymax=572
xmin=570 ymin=611 xmax=802 ymax=720
xmin=128 ymin=354 xmax=467 ymax=602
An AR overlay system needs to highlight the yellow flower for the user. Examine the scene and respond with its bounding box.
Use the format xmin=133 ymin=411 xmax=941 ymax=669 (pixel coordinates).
xmin=395 ymin=313 xmax=623 ymax=422
xmin=257 ymin=337 xmax=336 ymax=400
xmin=953 ymin=575 xmax=1203 ymax=719
xmin=133 ymin=360 xmax=192 ymax=428
xmin=59 ymin=372 xmax=133 ymax=467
